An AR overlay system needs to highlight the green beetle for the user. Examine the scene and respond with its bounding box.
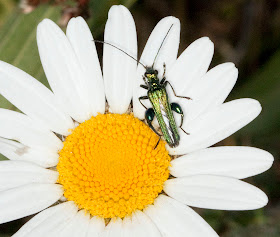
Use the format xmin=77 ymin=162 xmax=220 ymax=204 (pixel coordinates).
xmin=137 ymin=24 xmax=191 ymax=148
xmin=138 ymin=64 xmax=190 ymax=148
xmin=95 ymin=24 xmax=190 ymax=148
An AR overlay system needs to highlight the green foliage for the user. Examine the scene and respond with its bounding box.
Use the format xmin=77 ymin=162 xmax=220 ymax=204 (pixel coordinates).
xmin=0 ymin=0 xmax=16 ymax=25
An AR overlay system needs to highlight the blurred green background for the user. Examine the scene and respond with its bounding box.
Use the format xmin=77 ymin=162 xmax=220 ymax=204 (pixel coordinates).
xmin=0 ymin=0 xmax=279 ymax=236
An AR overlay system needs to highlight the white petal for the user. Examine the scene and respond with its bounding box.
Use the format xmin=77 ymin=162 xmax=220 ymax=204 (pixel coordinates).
xmin=164 ymin=175 xmax=268 ymax=210
xmin=167 ymin=37 xmax=214 ymax=95
xmin=170 ymin=146 xmax=274 ymax=179
xmin=0 ymin=183 xmax=63 ymax=224
xmin=66 ymin=17 xmax=105 ymax=116
xmin=101 ymin=218 xmax=123 ymax=237
xmin=132 ymin=210 xmax=162 ymax=237
xmin=86 ymin=217 xmax=105 ymax=237
xmin=122 ymin=210 xmax=162 ymax=237
xmin=133 ymin=16 xmax=180 ymax=119
xmin=12 ymin=202 xmax=78 ymax=237
xmin=0 ymin=161 xmax=58 ymax=191
xmin=0 ymin=109 xmax=62 ymax=152
xmin=144 ymin=195 xmax=218 ymax=237
xmin=57 ymin=210 xmax=90 ymax=237
xmin=103 ymin=5 xmax=137 ymax=114
xmin=121 ymin=216 xmax=133 ymax=237
xmin=0 ymin=137 xmax=58 ymax=168
xmin=0 ymin=61 xmax=74 ymax=136
xmin=169 ymin=98 xmax=262 ymax=155
xmin=37 ymin=19 xmax=90 ymax=123
xmin=176 ymin=63 xmax=238 ymax=124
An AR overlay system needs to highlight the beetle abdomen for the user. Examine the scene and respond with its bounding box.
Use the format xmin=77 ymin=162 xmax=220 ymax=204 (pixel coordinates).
xmin=148 ymin=89 xmax=180 ymax=147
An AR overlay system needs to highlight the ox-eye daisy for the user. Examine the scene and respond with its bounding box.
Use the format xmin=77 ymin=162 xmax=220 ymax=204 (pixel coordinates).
xmin=0 ymin=5 xmax=273 ymax=237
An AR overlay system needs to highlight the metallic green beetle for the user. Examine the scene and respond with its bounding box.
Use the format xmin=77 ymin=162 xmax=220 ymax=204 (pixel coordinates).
xmin=95 ymin=24 xmax=190 ymax=148
xmin=137 ymin=24 xmax=191 ymax=148
xmin=138 ymin=63 xmax=190 ymax=148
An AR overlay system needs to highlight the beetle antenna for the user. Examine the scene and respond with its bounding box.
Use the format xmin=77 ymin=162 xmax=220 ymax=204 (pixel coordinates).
xmin=94 ymin=40 xmax=146 ymax=69
xmin=151 ymin=24 xmax=174 ymax=68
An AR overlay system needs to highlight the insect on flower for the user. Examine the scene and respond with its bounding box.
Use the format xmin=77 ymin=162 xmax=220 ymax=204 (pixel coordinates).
xmin=95 ymin=25 xmax=191 ymax=148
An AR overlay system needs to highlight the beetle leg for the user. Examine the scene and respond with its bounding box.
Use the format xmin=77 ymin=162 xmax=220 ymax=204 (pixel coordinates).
xmin=142 ymin=75 xmax=148 ymax=85
xmin=145 ymin=108 xmax=162 ymax=137
xmin=180 ymin=127 xmax=190 ymax=135
xmin=139 ymin=96 xmax=148 ymax=109
xmin=154 ymin=137 xmax=161 ymax=149
xmin=160 ymin=63 xmax=167 ymax=85
xmin=164 ymin=81 xmax=192 ymax=100
xmin=162 ymin=63 xmax=166 ymax=78
xmin=145 ymin=108 xmax=162 ymax=149
xmin=171 ymin=103 xmax=190 ymax=135
xmin=140 ymin=84 xmax=149 ymax=90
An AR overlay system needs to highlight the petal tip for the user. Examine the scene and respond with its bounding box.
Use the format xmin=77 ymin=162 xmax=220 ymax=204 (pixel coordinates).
xmin=193 ymin=36 xmax=214 ymax=54
xmin=109 ymin=4 xmax=130 ymax=17
xmin=256 ymin=191 xmax=269 ymax=209
xmin=223 ymin=62 xmax=237 ymax=70
xmin=39 ymin=18 xmax=55 ymax=27
xmin=74 ymin=16 xmax=87 ymax=25
xmin=200 ymin=36 xmax=214 ymax=45
xmin=66 ymin=16 xmax=88 ymax=35
xmin=263 ymin=151 xmax=274 ymax=169
xmin=241 ymin=98 xmax=262 ymax=117
xmin=165 ymin=16 xmax=180 ymax=23
xmin=156 ymin=16 xmax=180 ymax=30
xmin=251 ymin=99 xmax=262 ymax=115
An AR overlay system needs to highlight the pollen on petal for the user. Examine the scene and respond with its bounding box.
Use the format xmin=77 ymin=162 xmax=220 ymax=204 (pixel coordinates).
xmin=57 ymin=113 xmax=170 ymax=218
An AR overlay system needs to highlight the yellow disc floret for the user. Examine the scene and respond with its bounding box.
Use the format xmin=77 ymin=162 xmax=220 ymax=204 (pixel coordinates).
xmin=57 ymin=114 xmax=170 ymax=218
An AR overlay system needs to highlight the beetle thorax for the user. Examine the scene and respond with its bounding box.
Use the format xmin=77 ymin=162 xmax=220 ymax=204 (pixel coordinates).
xmin=145 ymin=67 xmax=160 ymax=90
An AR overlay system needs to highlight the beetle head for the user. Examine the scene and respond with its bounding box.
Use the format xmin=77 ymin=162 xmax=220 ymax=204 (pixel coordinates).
xmin=144 ymin=67 xmax=158 ymax=82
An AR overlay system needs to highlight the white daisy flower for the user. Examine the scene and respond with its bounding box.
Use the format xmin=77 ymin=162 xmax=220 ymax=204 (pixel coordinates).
xmin=0 ymin=5 xmax=273 ymax=237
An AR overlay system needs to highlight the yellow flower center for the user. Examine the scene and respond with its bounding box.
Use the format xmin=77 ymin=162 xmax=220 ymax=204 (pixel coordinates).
xmin=57 ymin=114 xmax=170 ymax=218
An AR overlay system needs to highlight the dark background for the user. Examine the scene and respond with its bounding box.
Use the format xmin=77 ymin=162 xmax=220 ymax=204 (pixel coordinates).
xmin=0 ymin=0 xmax=279 ymax=236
